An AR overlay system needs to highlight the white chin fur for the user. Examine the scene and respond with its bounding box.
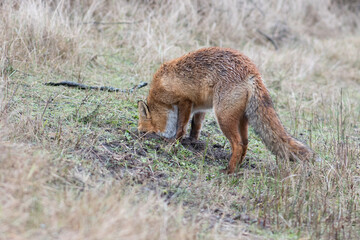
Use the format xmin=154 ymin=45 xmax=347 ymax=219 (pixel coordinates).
xmin=158 ymin=105 xmax=178 ymax=139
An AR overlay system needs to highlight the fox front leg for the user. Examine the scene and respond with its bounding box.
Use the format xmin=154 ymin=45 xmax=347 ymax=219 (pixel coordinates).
xmin=190 ymin=112 xmax=206 ymax=140
xmin=175 ymin=100 xmax=193 ymax=140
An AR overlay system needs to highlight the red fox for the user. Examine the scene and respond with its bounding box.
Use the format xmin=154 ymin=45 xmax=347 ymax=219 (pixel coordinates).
xmin=138 ymin=47 xmax=315 ymax=173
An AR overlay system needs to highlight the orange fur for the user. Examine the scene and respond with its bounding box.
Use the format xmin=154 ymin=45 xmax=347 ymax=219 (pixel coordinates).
xmin=138 ymin=47 xmax=315 ymax=173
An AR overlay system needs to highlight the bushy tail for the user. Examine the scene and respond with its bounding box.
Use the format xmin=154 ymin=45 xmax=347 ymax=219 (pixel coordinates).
xmin=245 ymin=76 xmax=315 ymax=161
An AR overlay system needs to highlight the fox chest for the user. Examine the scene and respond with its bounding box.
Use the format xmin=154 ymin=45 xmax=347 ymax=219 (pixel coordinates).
xmin=158 ymin=101 xmax=211 ymax=139
xmin=158 ymin=105 xmax=178 ymax=139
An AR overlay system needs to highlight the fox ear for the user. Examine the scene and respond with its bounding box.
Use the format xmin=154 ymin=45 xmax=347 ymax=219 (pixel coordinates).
xmin=138 ymin=100 xmax=151 ymax=120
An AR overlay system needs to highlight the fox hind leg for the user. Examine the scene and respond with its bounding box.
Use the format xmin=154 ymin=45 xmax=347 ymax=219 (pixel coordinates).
xmin=216 ymin=116 xmax=246 ymax=174
xmin=239 ymin=116 xmax=249 ymax=165
xmin=214 ymin=98 xmax=248 ymax=173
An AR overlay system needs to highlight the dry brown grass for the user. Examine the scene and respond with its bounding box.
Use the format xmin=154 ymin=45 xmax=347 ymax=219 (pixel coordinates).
xmin=0 ymin=140 xmax=200 ymax=239
xmin=1 ymin=0 xmax=360 ymax=239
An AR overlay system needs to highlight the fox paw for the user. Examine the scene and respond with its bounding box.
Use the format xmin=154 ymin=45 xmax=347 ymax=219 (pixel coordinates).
xmin=220 ymin=168 xmax=234 ymax=174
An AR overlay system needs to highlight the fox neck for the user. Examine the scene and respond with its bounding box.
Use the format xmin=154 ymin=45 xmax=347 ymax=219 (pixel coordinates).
xmin=158 ymin=105 xmax=178 ymax=139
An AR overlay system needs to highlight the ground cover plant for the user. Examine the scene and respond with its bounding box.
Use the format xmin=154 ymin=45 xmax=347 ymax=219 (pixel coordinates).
xmin=1 ymin=0 xmax=360 ymax=239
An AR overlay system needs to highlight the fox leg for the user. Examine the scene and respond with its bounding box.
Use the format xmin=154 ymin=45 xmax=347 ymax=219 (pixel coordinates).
xmin=175 ymin=100 xmax=193 ymax=140
xmin=239 ymin=116 xmax=249 ymax=163
xmin=217 ymin=115 xmax=246 ymax=173
xmin=189 ymin=112 xmax=206 ymax=140
xmin=215 ymin=104 xmax=248 ymax=173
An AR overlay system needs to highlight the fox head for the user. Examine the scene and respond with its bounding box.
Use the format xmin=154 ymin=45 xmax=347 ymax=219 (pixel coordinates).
xmin=137 ymin=100 xmax=178 ymax=138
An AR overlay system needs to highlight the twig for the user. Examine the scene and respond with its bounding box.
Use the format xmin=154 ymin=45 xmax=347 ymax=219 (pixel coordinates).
xmin=44 ymin=81 xmax=148 ymax=93
xmin=257 ymin=29 xmax=278 ymax=50
xmin=41 ymin=92 xmax=60 ymax=120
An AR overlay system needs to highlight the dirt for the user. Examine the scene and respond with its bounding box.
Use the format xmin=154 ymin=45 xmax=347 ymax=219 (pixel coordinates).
xmin=81 ymin=128 xmax=258 ymax=182
xmin=73 ymin=129 xmax=265 ymax=236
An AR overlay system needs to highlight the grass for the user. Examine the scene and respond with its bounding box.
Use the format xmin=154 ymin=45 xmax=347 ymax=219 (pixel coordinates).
xmin=1 ymin=0 xmax=360 ymax=239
